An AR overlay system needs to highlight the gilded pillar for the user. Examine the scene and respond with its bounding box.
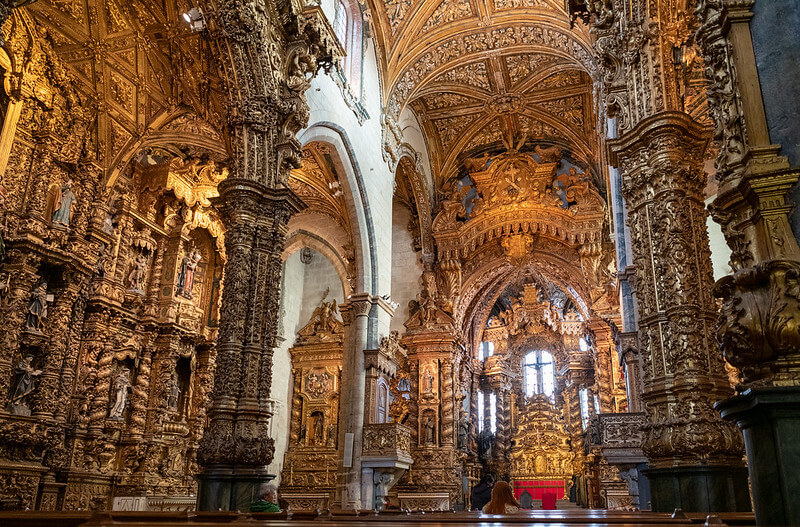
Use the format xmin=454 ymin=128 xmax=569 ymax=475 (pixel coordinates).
xmin=570 ymin=0 xmax=749 ymax=511
xmin=397 ymin=323 xmax=466 ymax=509
xmin=195 ymin=0 xmax=341 ymax=510
xmin=588 ymin=321 xmax=615 ymax=413
xmin=696 ymin=2 xmax=800 ymax=524
xmin=484 ymin=356 xmax=512 ymax=476
xmin=608 ymin=112 xmax=747 ymax=511
xmin=196 ymin=183 xmax=303 ymax=511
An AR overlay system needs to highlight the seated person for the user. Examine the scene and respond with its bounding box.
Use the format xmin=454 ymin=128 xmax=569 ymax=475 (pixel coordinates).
xmin=470 ymin=473 xmax=495 ymax=511
xmin=482 ymin=481 xmax=520 ymax=514
xmin=250 ymin=483 xmax=280 ymax=513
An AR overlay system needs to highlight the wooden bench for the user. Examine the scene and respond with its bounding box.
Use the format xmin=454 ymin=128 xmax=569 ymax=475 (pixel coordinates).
xmin=0 ymin=508 xmax=754 ymax=527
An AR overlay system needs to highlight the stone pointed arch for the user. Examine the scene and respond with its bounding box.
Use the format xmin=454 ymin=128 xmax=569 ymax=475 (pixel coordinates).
xmin=298 ymin=123 xmax=378 ymax=296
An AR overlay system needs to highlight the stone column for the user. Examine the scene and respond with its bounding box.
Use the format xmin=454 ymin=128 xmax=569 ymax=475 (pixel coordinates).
xmin=335 ymin=294 xmax=373 ymax=510
xmin=608 ymin=113 xmax=748 ymax=512
xmin=617 ymin=332 xmax=643 ymax=413
xmin=696 ymin=2 xmax=800 ymax=524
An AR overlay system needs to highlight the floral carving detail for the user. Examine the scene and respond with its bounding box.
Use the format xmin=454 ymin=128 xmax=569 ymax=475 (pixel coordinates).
xmin=715 ymin=260 xmax=800 ymax=389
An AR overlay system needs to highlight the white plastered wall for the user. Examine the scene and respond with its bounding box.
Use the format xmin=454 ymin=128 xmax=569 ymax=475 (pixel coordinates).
xmin=390 ymin=201 xmax=423 ymax=333
xmin=269 ymin=249 xmax=344 ymax=484
xmin=301 ymin=35 xmax=396 ymax=340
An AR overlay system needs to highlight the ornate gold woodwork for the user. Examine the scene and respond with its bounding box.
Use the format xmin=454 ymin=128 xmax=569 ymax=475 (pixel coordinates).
xmin=280 ymin=298 xmax=345 ymax=500
xmin=393 ymin=326 xmax=468 ymax=507
xmin=695 ymin=0 xmax=800 ymax=391
xmin=432 ymin=148 xmax=613 ymax=352
xmin=0 ymin=1 xmax=233 ymax=508
xmin=608 ymin=112 xmax=743 ymax=468
xmin=509 ymin=395 xmax=574 ymax=487
xmin=434 ymin=149 xmax=605 ymax=261
xmin=362 ymin=422 xmax=413 ymax=460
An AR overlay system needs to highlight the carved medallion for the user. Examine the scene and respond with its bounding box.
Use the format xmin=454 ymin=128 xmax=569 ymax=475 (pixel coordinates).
xmin=304 ymin=368 xmax=332 ymax=400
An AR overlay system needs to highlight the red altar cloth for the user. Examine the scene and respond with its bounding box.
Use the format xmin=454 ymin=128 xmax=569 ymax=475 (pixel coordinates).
xmin=512 ymin=480 xmax=565 ymax=502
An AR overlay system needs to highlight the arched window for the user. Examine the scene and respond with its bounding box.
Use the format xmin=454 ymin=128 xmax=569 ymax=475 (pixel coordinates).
xmin=334 ymin=0 xmax=348 ymax=44
xmin=579 ymin=336 xmax=589 ymax=352
xmin=579 ymin=388 xmax=590 ymax=430
xmin=476 ymin=390 xmax=497 ymax=433
xmin=332 ymin=0 xmax=363 ymax=88
xmin=479 ymin=340 xmax=494 ymax=361
xmin=524 ymin=350 xmax=555 ymax=400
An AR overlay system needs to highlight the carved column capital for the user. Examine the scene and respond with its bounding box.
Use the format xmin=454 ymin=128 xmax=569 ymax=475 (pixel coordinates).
xmin=342 ymin=293 xmax=374 ymax=321
xmin=715 ymin=260 xmax=800 ymax=389
xmin=616 ymin=331 xmax=639 ymax=363
xmin=608 ymin=111 xmax=710 ymax=199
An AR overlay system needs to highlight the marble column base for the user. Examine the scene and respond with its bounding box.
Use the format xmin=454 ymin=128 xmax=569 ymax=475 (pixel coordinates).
xmin=196 ymin=465 xmax=274 ymax=511
xmin=717 ymin=387 xmax=800 ymax=526
xmin=642 ymin=465 xmax=751 ymax=513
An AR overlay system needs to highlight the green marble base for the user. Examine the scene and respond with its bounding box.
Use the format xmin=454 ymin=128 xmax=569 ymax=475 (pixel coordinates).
xmin=717 ymin=387 xmax=800 ymax=526
xmin=196 ymin=465 xmax=274 ymax=512
xmin=642 ymin=465 xmax=751 ymax=513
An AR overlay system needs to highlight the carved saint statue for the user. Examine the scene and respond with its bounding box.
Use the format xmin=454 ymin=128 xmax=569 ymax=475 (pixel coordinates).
xmin=8 ymin=355 xmax=42 ymax=415
xmin=167 ymin=375 xmax=180 ymax=410
xmin=316 ymin=299 xmax=338 ymax=333
xmin=312 ymin=413 xmax=325 ymax=445
xmin=328 ymin=424 xmax=336 ymax=447
xmin=478 ymin=429 xmax=493 ymax=458
xmin=50 ymin=179 xmax=76 ymax=226
xmin=457 ymin=417 xmax=469 ymax=450
xmin=177 ymin=248 xmax=202 ymax=298
xmin=25 ymin=282 xmax=49 ymax=332
xmin=423 ymin=415 xmax=435 ymax=444
xmin=127 ymin=253 xmax=148 ymax=292
xmin=109 ymin=368 xmax=132 ymax=419
xmin=422 ymin=368 xmax=435 ymax=396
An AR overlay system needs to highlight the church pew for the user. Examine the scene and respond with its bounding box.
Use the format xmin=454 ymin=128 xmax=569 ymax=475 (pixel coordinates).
xmin=0 ymin=511 xmax=91 ymax=527
xmin=281 ymin=510 xmax=695 ymax=524
xmin=69 ymin=521 xmax=710 ymax=527
xmin=684 ymin=512 xmax=754 ymax=526
xmin=0 ymin=509 xmax=721 ymax=527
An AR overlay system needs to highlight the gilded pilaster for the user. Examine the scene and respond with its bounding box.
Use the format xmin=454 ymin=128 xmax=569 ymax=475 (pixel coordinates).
xmin=695 ymin=2 xmax=800 ymax=523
